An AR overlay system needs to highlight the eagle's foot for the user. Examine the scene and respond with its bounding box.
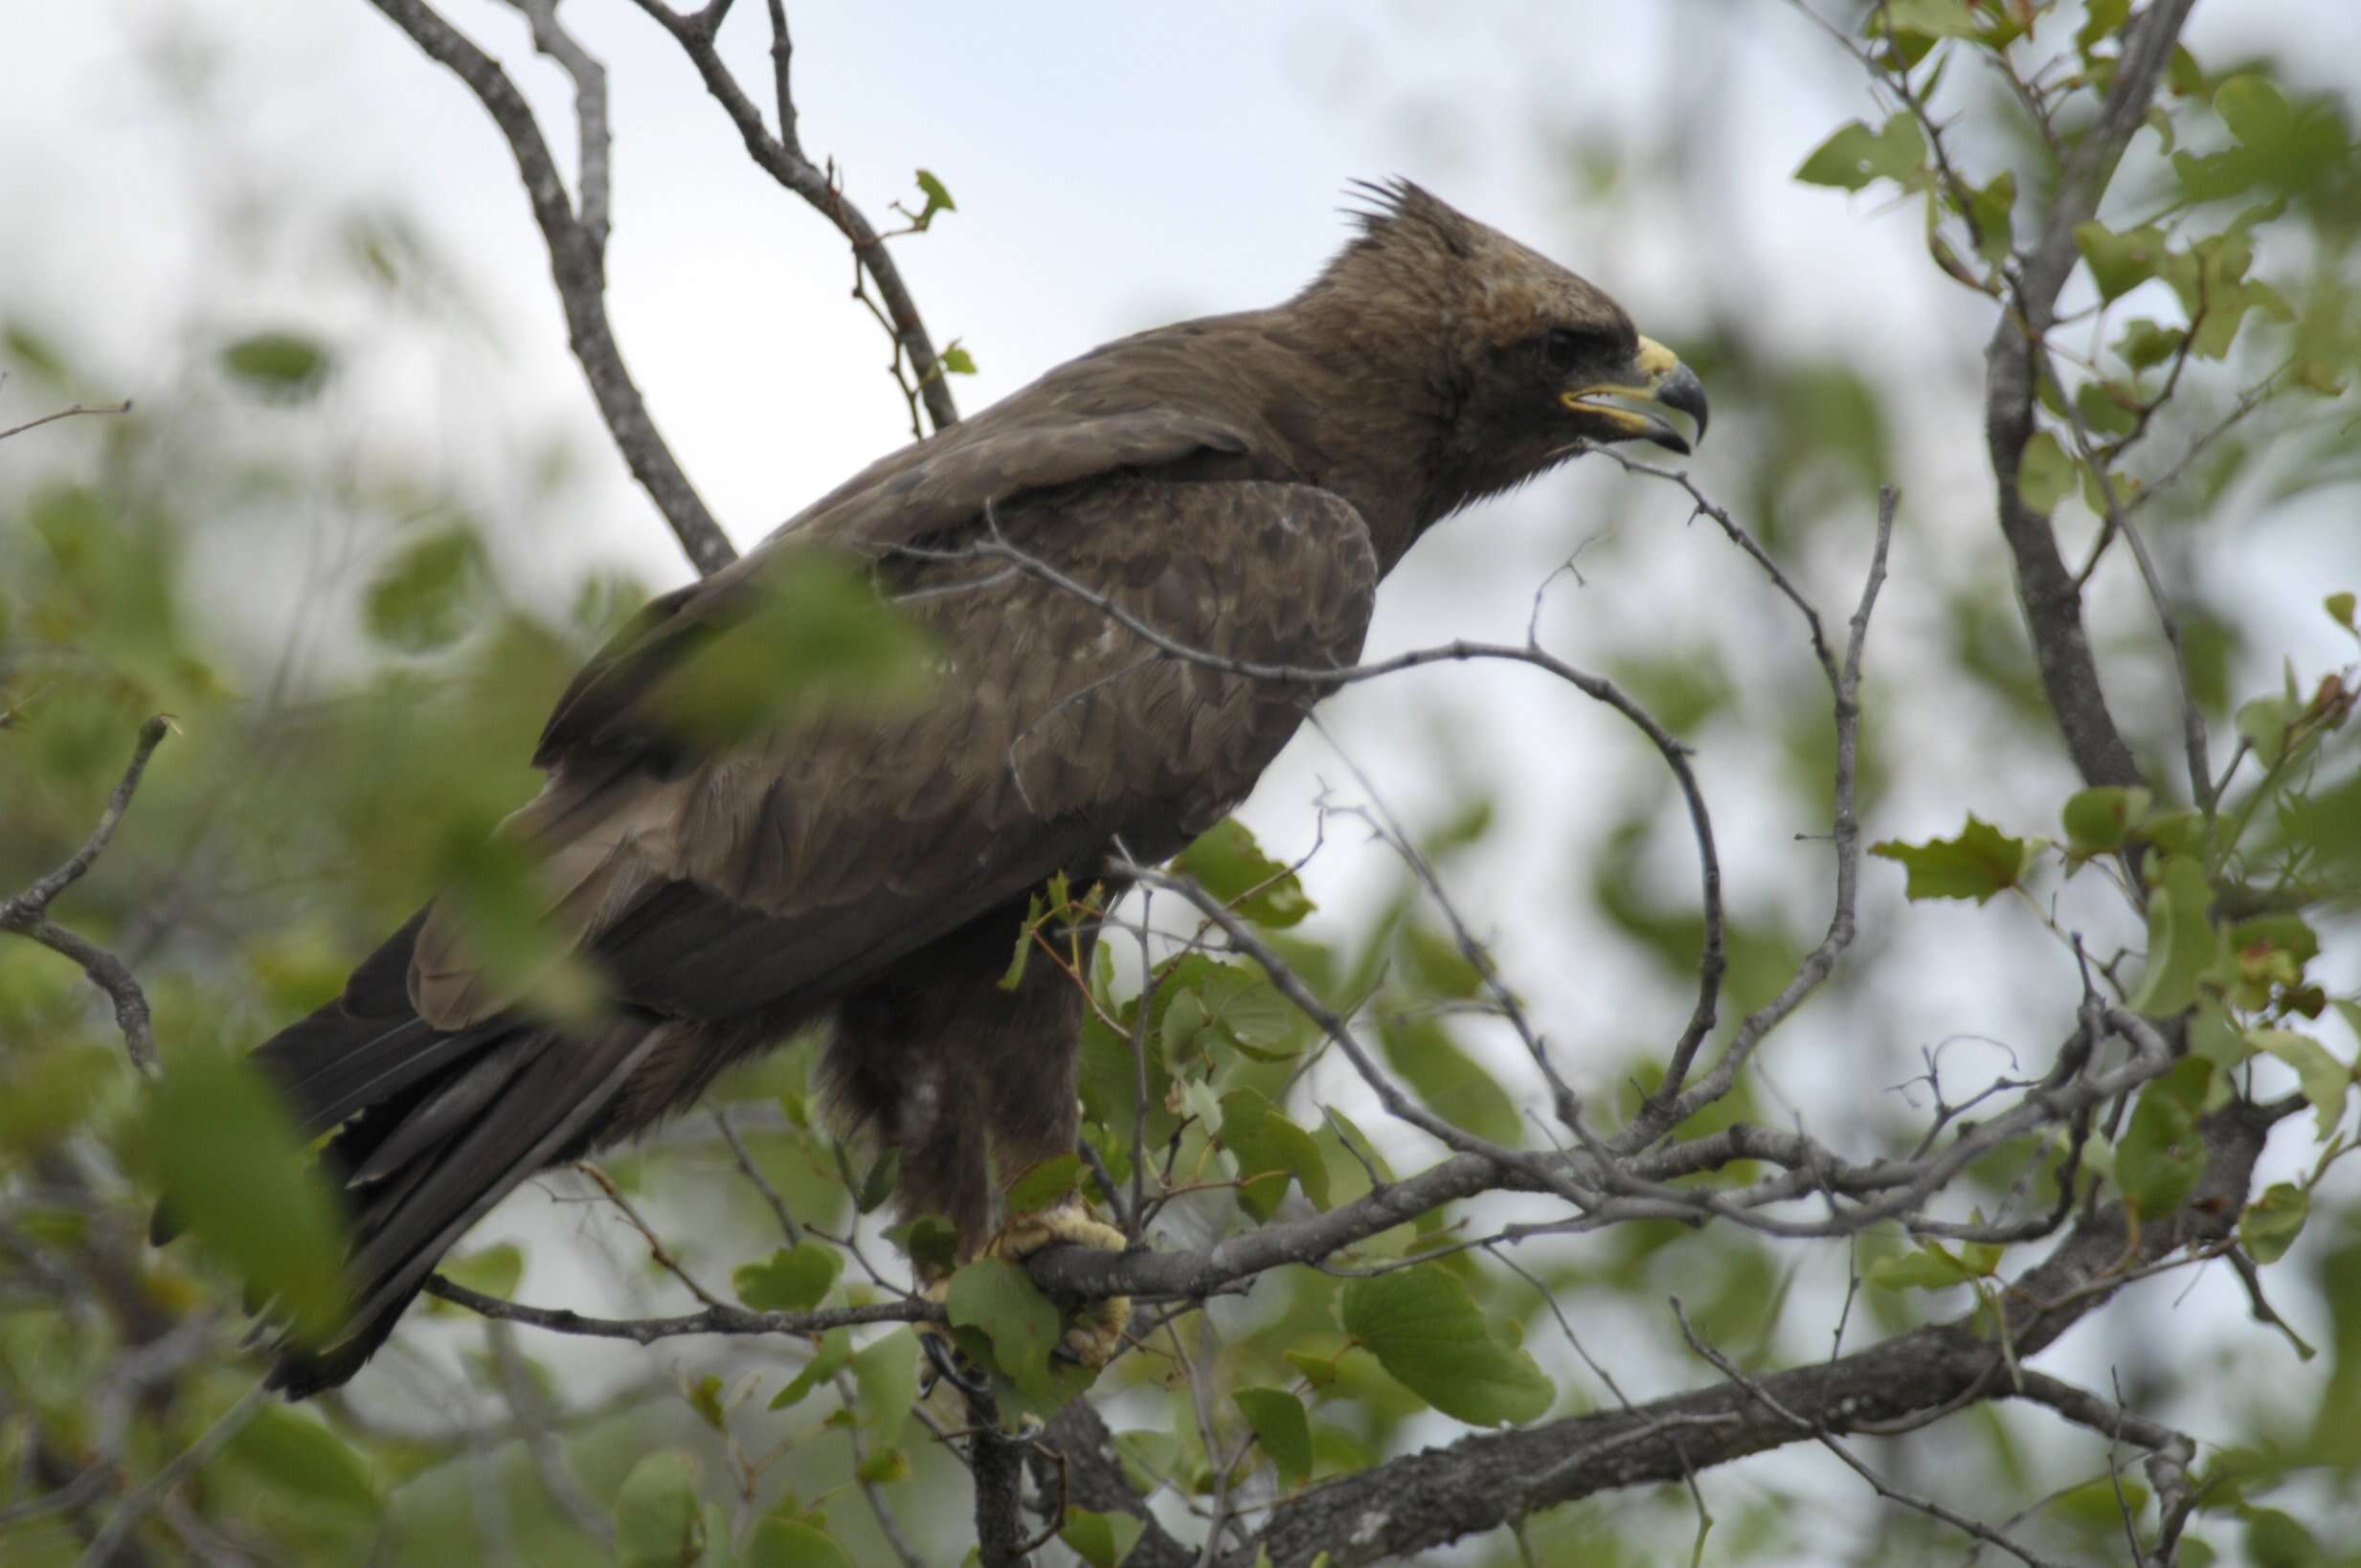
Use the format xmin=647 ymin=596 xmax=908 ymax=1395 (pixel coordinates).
xmin=988 ymin=1201 xmax=1132 ymax=1370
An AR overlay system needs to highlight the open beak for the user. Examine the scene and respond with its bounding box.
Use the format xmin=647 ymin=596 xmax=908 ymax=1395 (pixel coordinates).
xmin=1559 ymin=336 xmax=1710 ymax=455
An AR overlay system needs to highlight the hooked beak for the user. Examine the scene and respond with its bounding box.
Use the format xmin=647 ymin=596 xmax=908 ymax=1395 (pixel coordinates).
xmin=1559 ymin=336 xmax=1710 ymax=455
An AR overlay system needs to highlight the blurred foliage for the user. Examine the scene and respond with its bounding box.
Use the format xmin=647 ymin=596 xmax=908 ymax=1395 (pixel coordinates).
xmin=1 ymin=3 xmax=2358 ymax=1565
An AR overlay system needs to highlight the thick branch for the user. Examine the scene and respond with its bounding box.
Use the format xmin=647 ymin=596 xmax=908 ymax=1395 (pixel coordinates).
xmin=1034 ymin=1402 xmax=1195 ymax=1568
xmin=1982 ymin=0 xmax=2197 ymax=791
xmin=362 ymin=0 xmax=737 ymax=576
xmin=1229 ymin=1099 xmax=2273 ymax=1567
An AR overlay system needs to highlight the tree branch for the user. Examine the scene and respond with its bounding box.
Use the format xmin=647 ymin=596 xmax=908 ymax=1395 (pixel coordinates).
xmin=1224 ymin=1098 xmax=2272 ymax=1567
xmin=419 ymin=1273 xmax=932 ymax=1341
xmin=361 ymin=0 xmax=737 ymax=576
xmin=1981 ymin=0 xmax=2198 ymax=791
xmin=1 ymin=715 xmax=171 ymax=1074
xmin=625 ymin=0 xmax=961 ymax=437
xmin=0 ymin=398 xmax=132 ymax=443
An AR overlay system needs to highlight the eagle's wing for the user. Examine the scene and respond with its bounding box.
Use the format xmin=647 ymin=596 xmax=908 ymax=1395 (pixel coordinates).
xmin=532 ymin=406 xmax=1255 ymax=768
xmin=409 ymin=467 xmax=1377 ymax=1036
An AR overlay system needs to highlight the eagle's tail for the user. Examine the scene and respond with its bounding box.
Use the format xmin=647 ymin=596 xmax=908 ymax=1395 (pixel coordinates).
xmin=155 ymin=910 xmax=663 ymax=1398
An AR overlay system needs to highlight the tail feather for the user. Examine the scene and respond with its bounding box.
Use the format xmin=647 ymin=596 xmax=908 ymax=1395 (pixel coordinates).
xmin=156 ymin=906 xmax=668 ymax=1399
xmin=269 ymin=1015 xmax=666 ymax=1399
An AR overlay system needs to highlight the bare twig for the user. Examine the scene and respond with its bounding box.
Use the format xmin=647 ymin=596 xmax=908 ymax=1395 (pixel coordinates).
xmin=1673 ymin=1301 xmax=2065 ymax=1568
xmin=710 ymin=1106 xmax=804 ymax=1244
xmin=421 ymin=1272 xmax=931 ymax=1340
xmin=623 ymin=0 xmax=960 ymax=436
xmin=485 ymin=1320 xmax=616 ymax=1549
xmin=362 ymin=0 xmax=736 ymax=575
xmin=76 ymin=1383 xmax=267 ymax=1568
xmin=0 ymin=398 xmax=132 ymax=443
xmin=1 ymin=715 xmax=171 ymax=1074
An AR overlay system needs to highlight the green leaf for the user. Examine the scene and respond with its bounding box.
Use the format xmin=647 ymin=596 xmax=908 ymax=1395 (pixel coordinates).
xmin=2240 ymin=1182 xmax=2310 ymax=1266
xmin=898 ymin=1214 xmax=959 ymax=1276
xmin=0 ymin=1045 xmax=120 ymax=1155
xmin=437 ymin=1243 xmax=523 ymax=1303
xmin=1378 ymin=1014 xmax=1522 ymax=1147
xmin=1283 ymin=1347 xmax=1344 ymax=1390
xmin=747 ymin=1517 xmax=857 ymax=1568
xmin=1219 ymin=1088 xmax=1332 ymax=1221
xmin=2248 ymin=1029 xmax=2351 ymax=1140
xmin=1866 ymin=1243 xmax=1977 ymax=1291
xmin=2062 ymin=786 xmax=2152 ymax=854
xmin=428 ymin=818 xmax=604 ymax=1027
xmin=364 ymin=526 xmax=485 ymax=654
xmin=1174 ymin=818 xmax=1316 ymax=928
xmin=768 ymin=1327 xmax=852 ymax=1410
xmin=2017 ymin=431 xmax=2078 ymax=513
xmin=912 ymin=168 xmax=956 ymax=224
xmin=145 ymin=1050 xmax=350 ymax=1343
xmin=855 ymin=1149 xmax=899 ymax=1213
xmin=1000 ymin=894 xmax=1041 ymax=991
xmin=221 ymin=331 xmax=333 ymax=396
xmin=2073 ymin=222 xmax=2169 ymax=302
xmin=2075 ymin=0 xmax=2129 ymax=54
xmin=734 ymin=1243 xmax=843 ymax=1312
xmin=1235 ymin=1386 xmax=1313 ymax=1489
xmin=655 ymin=552 xmax=934 ymax=746
xmin=686 ymin=1373 xmax=727 ymax=1431
xmin=1005 ymin=1154 xmax=1085 ymax=1214
xmin=1966 ymin=169 xmax=2015 ymax=264
xmin=2127 ymin=854 xmax=2218 ymax=1018
xmin=2116 ymin=318 xmax=2187 ymax=371
xmin=1339 ymin=1266 xmax=1553 ymax=1426
xmin=850 ymin=1327 xmax=919 ymax=1436
xmin=1061 ymin=1509 xmax=1147 ymax=1568
xmin=1193 ymin=963 xmax=1300 ymax=1057
xmin=615 ymin=1449 xmax=706 ymax=1568
xmin=2214 ymin=75 xmax=2295 ymax=149
xmin=1881 ymin=0 xmax=1985 ymax=39
xmin=229 ymin=1404 xmax=380 ymax=1517
xmin=2327 ymin=592 xmax=2357 ymax=633
xmin=3 ymin=320 xmax=69 ymax=384
xmin=937 ymin=342 xmax=977 ymax=375
xmin=1869 ymin=816 xmax=2035 ymax=903
xmin=2237 ymin=695 xmax=2295 ymax=767
xmin=2116 ymin=1058 xmax=2213 ymax=1219
xmin=947 ymin=1257 xmax=1063 ymax=1400
xmin=1794 ymin=115 xmax=1926 ymax=191
xmin=2074 ymin=380 xmax=2141 ymax=439
xmin=1398 ymin=924 xmax=1490 ymax=999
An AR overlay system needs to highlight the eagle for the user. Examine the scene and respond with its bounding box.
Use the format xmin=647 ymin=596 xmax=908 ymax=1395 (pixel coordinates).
xmin=222 ymin=181 xmax=1706 ymax=1396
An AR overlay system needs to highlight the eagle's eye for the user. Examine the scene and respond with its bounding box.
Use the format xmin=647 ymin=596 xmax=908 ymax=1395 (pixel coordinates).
xmin=1544 ymin=325 xmax=1618 ymax=370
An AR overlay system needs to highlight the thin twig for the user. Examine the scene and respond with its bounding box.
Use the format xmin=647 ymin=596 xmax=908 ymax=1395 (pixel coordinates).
xmin=0 ymin=716 xmax=171 ymax=1074
xmin=0 ymin=399 xmax=132 ymax=443
xmin=421 ymin=1272 xmax=931 ymax=1341
xmin=623 ymin=0 xmax=960 ymax=435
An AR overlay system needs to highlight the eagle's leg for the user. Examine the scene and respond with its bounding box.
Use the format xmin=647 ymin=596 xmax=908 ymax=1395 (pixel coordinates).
xmin=830 ymin=891 xmax=1132 ymax=1373
xmin=976 ymin=914 xmax=1132 ymax=1370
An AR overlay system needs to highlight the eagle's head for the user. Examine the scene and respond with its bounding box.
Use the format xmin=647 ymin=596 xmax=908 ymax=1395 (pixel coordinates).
xmin=1303 ymin=180 xmax=1708 ymax=520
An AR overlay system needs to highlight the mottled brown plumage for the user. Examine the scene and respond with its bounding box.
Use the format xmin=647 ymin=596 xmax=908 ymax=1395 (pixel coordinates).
xmin=231 ymin=182 xmax=1706 ymax=1395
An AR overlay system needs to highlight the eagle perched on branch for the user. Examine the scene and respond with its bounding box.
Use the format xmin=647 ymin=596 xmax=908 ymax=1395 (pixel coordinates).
xmin=232 ymin=181 xmax=1706 ymax=1395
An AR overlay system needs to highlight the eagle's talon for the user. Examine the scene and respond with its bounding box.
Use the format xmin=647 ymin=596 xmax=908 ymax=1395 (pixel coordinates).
xmin=920 ymin=1320 xmax=990 ymax=1396
xmin=988 ymin=1199 xmax=1134 ymax=1372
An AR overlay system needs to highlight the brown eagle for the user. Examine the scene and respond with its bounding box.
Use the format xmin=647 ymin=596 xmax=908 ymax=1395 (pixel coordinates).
xmin=231 ymin=181 xmax=1705 ymax=1395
